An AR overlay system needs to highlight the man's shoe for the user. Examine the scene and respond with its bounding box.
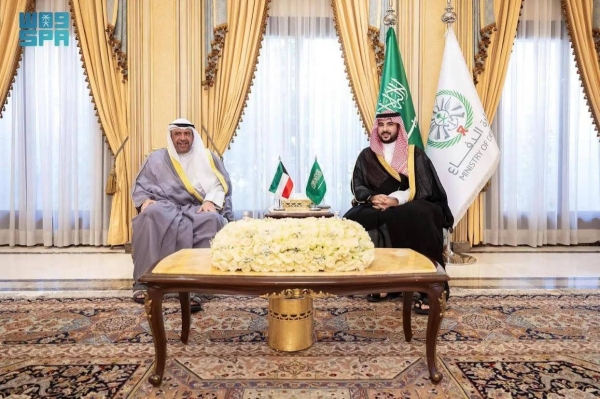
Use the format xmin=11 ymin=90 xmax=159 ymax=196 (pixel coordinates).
xmin=366 ymin=292 xmax=400 ymax=302
xmin=413 ymin=298 xmax=429 ymax=315
xmin=190 ymin=295 xmax=203 ymax=313
xmin=132 ymin=290 xmax=145 ymax=304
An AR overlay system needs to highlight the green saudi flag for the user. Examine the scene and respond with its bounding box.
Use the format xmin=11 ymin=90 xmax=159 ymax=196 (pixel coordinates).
xmin=376 ymin=27 xmax=423 ymax=148
xmin=306 ymin=159 xmax=326 ymax=205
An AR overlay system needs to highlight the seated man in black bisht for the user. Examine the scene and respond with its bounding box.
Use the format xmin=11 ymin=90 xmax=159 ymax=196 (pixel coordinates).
xmin=344 ymin=111 xmax=453 ymax=313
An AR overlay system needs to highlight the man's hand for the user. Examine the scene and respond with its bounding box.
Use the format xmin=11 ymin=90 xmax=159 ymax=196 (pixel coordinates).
xmin=197 ymin=201 xmax=217 ymax=213
xmin=371 ymin=195 xmax=399 ymax=211
xmin=141 ymin=199 xmax=156 ymax=212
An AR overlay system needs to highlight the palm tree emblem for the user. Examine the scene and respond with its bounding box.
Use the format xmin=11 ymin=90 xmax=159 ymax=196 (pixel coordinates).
xmin=428 ymin=90 xmax=473 ymax=149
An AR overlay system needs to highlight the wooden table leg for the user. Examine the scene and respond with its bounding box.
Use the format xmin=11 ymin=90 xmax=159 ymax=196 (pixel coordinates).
xmin=179 ymin=292 xmax=191 ymax=344
xmin=145 ymin=286 xmax=166 ymax=386
xmin=425 ymin=283 xmax=445 ymax=383
xmin=402 ymin=291 xmax=413 ymax=342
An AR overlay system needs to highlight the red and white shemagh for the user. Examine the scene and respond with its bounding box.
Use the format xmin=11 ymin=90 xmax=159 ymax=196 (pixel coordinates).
xmin=369 ymin=112 xmax=409 ymax=176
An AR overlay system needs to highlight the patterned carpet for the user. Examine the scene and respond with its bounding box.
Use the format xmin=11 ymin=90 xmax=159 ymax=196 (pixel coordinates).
xmin=1 ymin=289 xmax=599 ymax=398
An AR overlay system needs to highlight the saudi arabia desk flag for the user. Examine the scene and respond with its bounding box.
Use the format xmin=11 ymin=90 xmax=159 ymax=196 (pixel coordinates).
xmin=377 ymin=27 xmax=423 ymax=148
xmin=306 ymin=158 xmax=326 ymax=205
xmin=426 ymin=28 xmax=500 ymax=225
xmin=269 ymin=160 xmax=294 ymax=199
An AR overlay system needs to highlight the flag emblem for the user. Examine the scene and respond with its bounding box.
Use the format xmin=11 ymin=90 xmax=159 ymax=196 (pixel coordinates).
xmin=306 ymin=160 xmax=326 ymax=205
xmin=377 ymin=78 xmax=408 ymax=112
xmin=428 ymin=90 xmax=474 ymax=149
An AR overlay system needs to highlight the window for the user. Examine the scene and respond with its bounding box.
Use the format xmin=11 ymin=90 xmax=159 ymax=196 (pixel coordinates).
xmin=486 ymin=0 xmax=600 ymax=245
xmin=224 ymin=1 xmax=366 ymax=218
xmin=0 ymin=0 xmax=111 ymax=246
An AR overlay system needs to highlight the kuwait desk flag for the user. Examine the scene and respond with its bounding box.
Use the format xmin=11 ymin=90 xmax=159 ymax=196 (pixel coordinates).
xmin=269 ymin=160 xmax=294 ymax=199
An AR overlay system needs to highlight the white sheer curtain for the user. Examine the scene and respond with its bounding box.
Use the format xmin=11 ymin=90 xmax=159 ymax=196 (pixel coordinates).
xmin=224 ymin=0 xmax=366 ymax=218
xmin=485 ymin=0 xmax=600 ymax=246
xmin=0 ymin=0 xmax=112 ymax=247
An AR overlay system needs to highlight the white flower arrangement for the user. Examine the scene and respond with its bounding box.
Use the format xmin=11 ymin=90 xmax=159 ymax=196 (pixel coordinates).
xmin=210 ymin=217 xmax=375 ymax=273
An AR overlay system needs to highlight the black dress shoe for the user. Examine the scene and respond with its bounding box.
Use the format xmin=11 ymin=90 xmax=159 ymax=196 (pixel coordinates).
xmin=190 ymin=296 xmax=203 ymax=313
xmin=366 ymin=292 xmax=400 ymax=302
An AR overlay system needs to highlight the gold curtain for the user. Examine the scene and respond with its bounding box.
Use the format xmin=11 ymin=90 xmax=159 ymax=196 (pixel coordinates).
xmin=594 ymin=0 xmax=600 ymax=64
xmin=367 ymin=0 xmax=386 ymax=75
xmin=201 ymin=0 xmax=270 ymax=155
xmin=203 ymin=0 xmax=228 ymax=88
xmin=0 ymin=0 xmax=34 ymax=118
xmin=450 ymin=0 xmax=478 ymax=244
xmin=452 ymin=0 xmax=523 ymax=245
xmin=562 ymin=0 xmax=600 ymax=135
xmin=105 ymin=0 xmax=127 ymax=79
xmin=473 ymin=0 xmax=497 ymax=84
xmin=331 ymin=0 xmax=379 ymax=133
xmin=70 ymin=0 xmax=131 ymax=245
xmin=476 ymin=0 xmax=523 ymax=124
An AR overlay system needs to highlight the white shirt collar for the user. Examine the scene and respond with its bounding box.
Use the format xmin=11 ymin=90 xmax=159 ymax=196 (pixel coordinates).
xmin=383 ymin=142 xmax=395 ymax=165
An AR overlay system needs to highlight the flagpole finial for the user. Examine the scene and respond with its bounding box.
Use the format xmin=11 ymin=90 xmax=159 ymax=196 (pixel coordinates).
xmin=383 ymin=0 xmax=397 ymax=27
xmin=441 ymin=0 xmax=457 ymax=27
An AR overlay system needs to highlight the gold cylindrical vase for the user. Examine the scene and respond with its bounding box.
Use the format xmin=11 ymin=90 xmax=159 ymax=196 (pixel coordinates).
xmin=267 ymin=291 xmax=314 ymax=352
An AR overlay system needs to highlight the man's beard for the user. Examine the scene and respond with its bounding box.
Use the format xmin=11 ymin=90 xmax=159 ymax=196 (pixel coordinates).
xmin=176 ymin=142 xmax=191 ymax=154
xmin=379 ymin=134 xmax=398 ymax=144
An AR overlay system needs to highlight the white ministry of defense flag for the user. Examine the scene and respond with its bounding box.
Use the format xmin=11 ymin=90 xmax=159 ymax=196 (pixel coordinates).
xmin=426 ymin=28 xmax=500 ymax=226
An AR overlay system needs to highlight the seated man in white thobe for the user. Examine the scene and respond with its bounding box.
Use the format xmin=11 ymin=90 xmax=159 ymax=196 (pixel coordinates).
xmin=131 ymin=118 xmax=233 ymax=311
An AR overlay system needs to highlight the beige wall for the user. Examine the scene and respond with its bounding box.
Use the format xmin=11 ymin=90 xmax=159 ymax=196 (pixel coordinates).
xmin=398 ymin=0 xmax=473 ymax=145
xmin=416 ymin=0 xmax=447 ymax=145
xmin=129 ymin=0 xmax=202 ymax=158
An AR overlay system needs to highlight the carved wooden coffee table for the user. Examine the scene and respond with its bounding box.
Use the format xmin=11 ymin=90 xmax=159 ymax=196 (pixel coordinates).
xmin=139 ymin=248 xmax=449 ymax=386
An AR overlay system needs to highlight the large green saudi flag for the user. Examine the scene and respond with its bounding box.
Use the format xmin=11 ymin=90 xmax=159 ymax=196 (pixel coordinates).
xmin=376 ymin=28 xmax=423 ymax=148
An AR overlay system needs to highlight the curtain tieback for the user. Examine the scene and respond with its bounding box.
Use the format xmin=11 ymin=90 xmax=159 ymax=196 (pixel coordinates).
xmin=200 ymin=125 xmax=223 ymax=159
xmin=106 ymin=136 xmax=130 ymax=195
